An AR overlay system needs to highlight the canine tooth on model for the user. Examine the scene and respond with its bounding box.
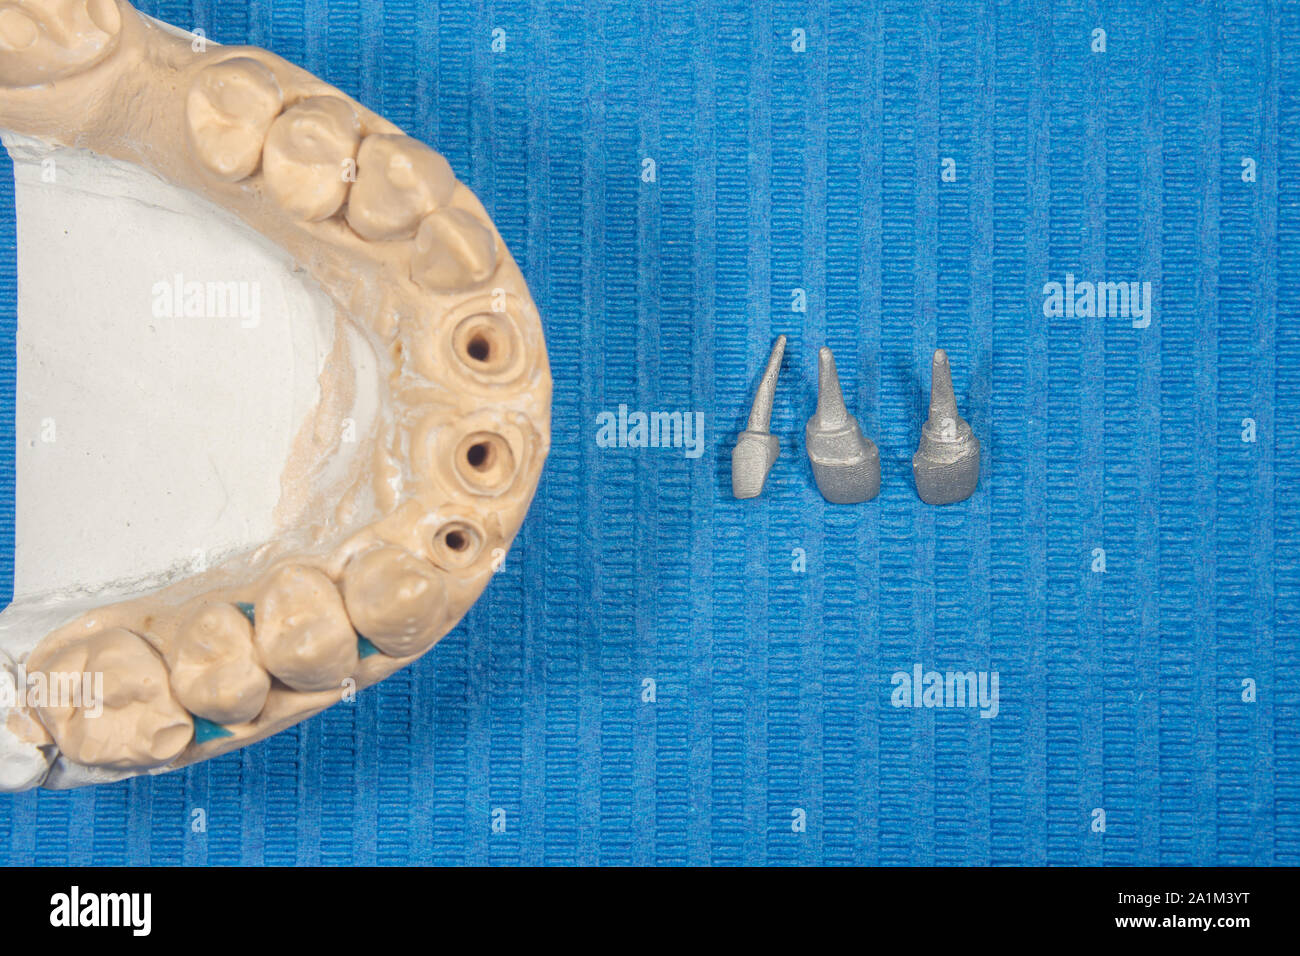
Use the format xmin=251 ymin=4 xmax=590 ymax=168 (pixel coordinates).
xmin=342 ymin=546 xmax=447 ymax=656
xmin=26 ymin=628 xmax=193 ymax=771
xmin=166 ymin=602 xmax=271 ymax=725
xmin=261 ymin=96 xmax=362 ymax=221
xmin=345 ymin=133 xmax=456 ymax=241
xmin=411 ymin=207 xmax=498 ymax=292
xmin=186 ymin=57 xmax=283 ymax=182
xmin=731 ymin=334 xmax=786 ymax=499
xmin=805 ymin=346 xmax=880 ymax=504
xmin=253 ymin=565 xmax=359 ymax=692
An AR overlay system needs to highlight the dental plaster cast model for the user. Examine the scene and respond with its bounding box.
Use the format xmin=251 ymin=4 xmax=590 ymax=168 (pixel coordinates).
xmin=0 ymin=1 xmax=550 ymax=791
xmin=731 ymin=334 xmax=786 ymax=499
xmin=805 ymin=347 xmax=880 ymax=504
xmin=912 ymin=349 xmax=979 ymax=505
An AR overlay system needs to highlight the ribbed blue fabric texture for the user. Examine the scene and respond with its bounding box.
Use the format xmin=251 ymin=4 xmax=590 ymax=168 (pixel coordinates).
xmin=0 ymin=0 xmax=1295 ymax=865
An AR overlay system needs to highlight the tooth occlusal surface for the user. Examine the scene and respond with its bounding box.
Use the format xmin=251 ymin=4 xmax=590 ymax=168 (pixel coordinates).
xmin=345 ymin=134 xmax=455 ymax=241
xmin=167 ymin=602 xmax=271 ymax=725
xmin=342 ymin=546 xmax=447 ymax=657
xmin=253 ymin=565 xmax=359 ymax=692
xmin=0 ymin=0 xmax=123 ymax=87
xmin=186 ymin=57 xmax=284 ymax=182
xmin=26 ymin=627 xmax=193 ymax=771
xmin=261 ymin=96 xmax=362 ymax=221
xmin=411 ymin=208 xmax=498 ymax=292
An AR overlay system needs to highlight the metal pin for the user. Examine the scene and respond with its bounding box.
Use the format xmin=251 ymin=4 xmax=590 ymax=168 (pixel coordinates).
xmin=805 ymin=347 xmax=880 ymax=504
xmin=731 ymin=335 xmax=787 ymax=499
xmin=912 ymin=348 xmax=980 ymax=505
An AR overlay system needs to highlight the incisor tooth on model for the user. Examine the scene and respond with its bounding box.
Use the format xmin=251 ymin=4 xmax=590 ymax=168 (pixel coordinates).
xmin=26 ymin=627 xmax=193 ymax=771
xmin=166 ymin=602 xmax=271 ymax=725
xmin=342 ymin=546 xmax=447 ymax=656
xmin=186 ymin=57 xmax=284 ymax=182
xmin=253 ymin=565 xmax=359 ymax=692
xmin=411 ymin=207 xmax=498 ymax=292
xmin=261 ymin=95 xmax=361 ymax=221
xmin=345 ymin=133 xmax=456 ymax=241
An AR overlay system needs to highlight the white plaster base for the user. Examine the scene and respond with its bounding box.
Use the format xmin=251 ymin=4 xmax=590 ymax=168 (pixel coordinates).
xmin=0 ymin=133 xmax=379 ymax=788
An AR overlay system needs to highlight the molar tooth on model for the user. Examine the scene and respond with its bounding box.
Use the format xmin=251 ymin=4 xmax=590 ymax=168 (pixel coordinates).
xmin=410 ymin=207 xmax=498 ymax=292
xmin=260 ymin=95 xmax=362 ymax=220
xmin=342 ymin=546 xmax=447 ymax=657
xmin=166 ymin=602 xmax=272 ymax=725
xmin=345 ymin=133 xmax=456 ymax=241
xmin=26 ymin=627 xmax=193 ymax=771
xmin=186 ymin=57 xmax=284 ymax=182
xmin=252 ymin=565 xmax=359 ymax=692
xmin=0 ymin=0 xmax=123 ymax=87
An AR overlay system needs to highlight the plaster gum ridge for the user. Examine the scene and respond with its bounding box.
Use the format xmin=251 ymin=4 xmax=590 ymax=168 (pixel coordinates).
xmin=0 ymin=0 xmax=552 ymax=791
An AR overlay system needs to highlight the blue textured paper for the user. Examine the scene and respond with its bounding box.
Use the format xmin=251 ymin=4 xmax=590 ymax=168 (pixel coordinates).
xmin=0 ymin=0 xmax=1295 ymax=866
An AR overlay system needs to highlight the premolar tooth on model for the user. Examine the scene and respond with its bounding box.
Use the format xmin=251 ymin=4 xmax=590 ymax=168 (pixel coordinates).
xmin=166 ymin=602 xmax=271 ymax=726
xmin=261 ymin=95 xmax=361 ymax=221
xmin=342 ymin=546 xmax=447 ymax=657
xmin=186 ymin=57 xmax=284 ymax=182
xmin=253 ymin=565 xmax=359 ymax=692
xmin=0 ymin=7 xmax=38 ymax=56
xmin=26 ymin=627 xmax=193 ymax=771
xmin=345 ymin=133 xmax=456 ymax=240
xmin=806 ymin=346 xmax=880 ymax=504
xmin=0 ymin=0 xmax=123 ymax=86
xmin=411 ymin=207 xmax=498 ymax=292
xmin=731 ymin=334 xmax=786 ymax=499
xmin=912 ymin=348 xmax=980 ymax=505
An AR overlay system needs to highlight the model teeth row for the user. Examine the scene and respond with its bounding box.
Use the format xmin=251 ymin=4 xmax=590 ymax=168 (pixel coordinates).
xmin=187 ymin=55 xmax=537 ymax=483
xmin=27 ymin=521 xmax=488 ymax=771
xmin=186 ymin=56 xmax=497 ymax=293
xmin=15 ymin=49 xmax=544 ymax=778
